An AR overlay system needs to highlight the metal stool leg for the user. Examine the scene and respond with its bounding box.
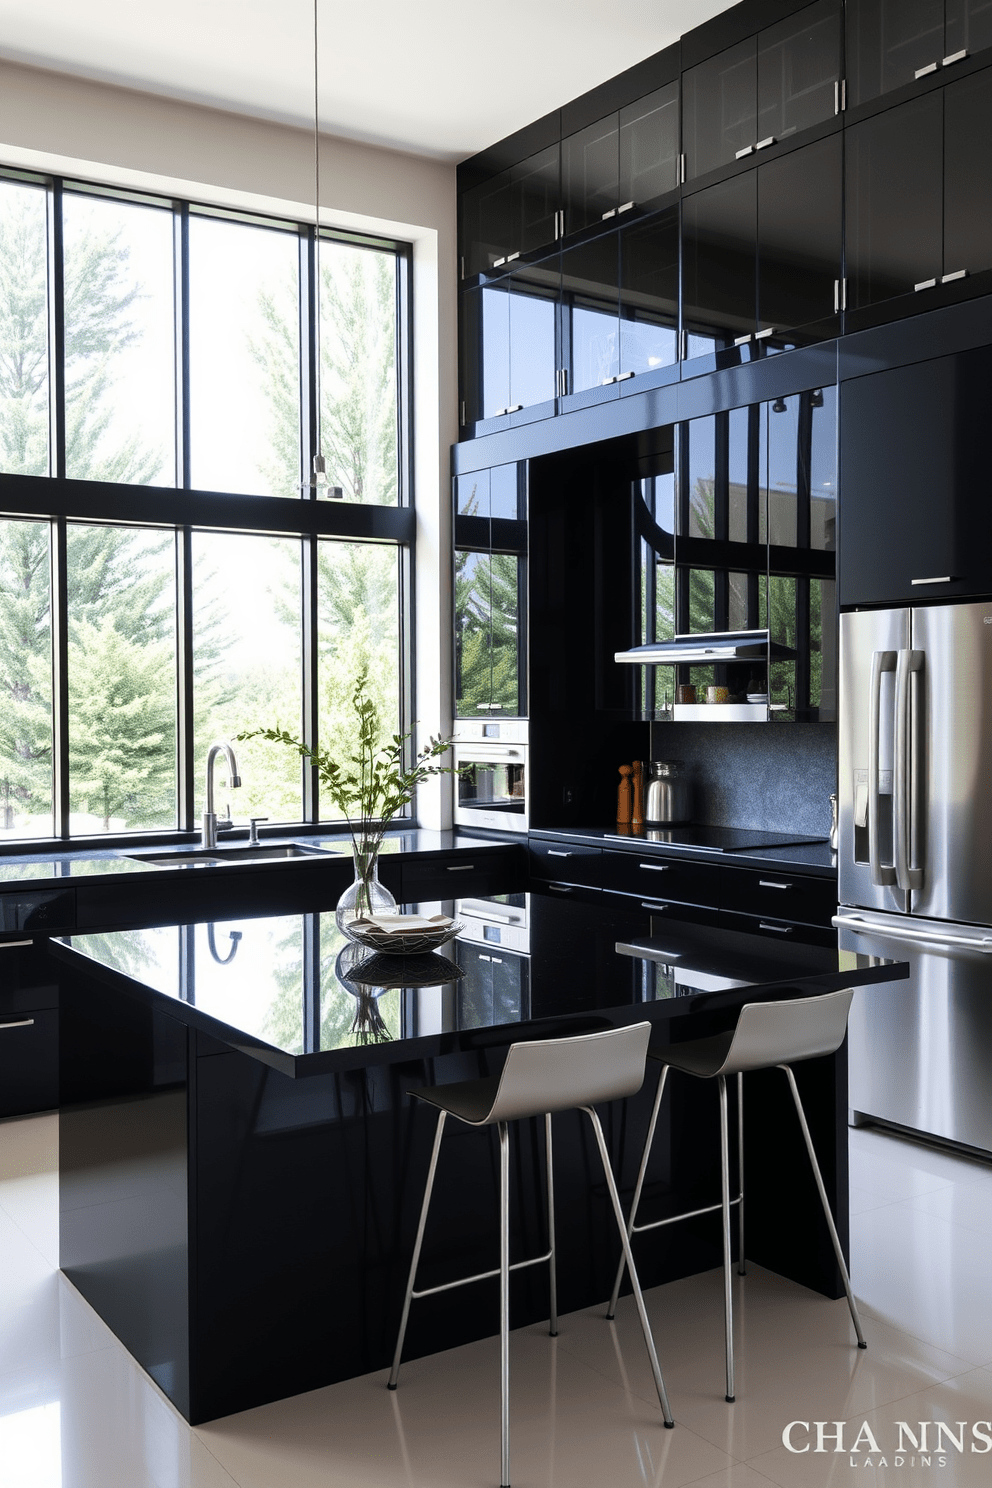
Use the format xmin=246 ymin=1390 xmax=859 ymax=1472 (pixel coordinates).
xmin=718 ymin=1075 xmax=735 ymax=1402
xmin=546 ymin=1113 xmax=558 ymax=1337
xmin=388 ymin=1108 xmax=447 ymax=1390
xmin=781 ymin=1064 xmax=867 ymax=1350
xmin=582 ymin=1105 xmax=674 ymax=1428
xmin=607 ymin=1063 xmax=669 ymax=1319
xmin=737 ymin=1071 xmax=746 ymax=1276
xmin=499 ymin=1120 xmax=511 ymax=1488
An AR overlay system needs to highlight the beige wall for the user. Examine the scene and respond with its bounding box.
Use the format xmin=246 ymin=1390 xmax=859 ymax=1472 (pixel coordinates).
xmin=0 ymin=59 xmax=457 ymax=827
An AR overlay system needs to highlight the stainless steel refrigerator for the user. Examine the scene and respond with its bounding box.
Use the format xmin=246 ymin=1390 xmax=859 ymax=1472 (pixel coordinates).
xmin=836 ymin=601 xmax=992 ymax=1154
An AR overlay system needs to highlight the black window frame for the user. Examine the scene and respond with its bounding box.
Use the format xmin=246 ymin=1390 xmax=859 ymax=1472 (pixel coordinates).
xmin=0 ymin=165 xmax=416 ymax=851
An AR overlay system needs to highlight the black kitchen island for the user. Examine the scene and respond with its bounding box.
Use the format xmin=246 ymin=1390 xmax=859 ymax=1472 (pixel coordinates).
xmin=49 ymin=892 xmax=906 ymax=1424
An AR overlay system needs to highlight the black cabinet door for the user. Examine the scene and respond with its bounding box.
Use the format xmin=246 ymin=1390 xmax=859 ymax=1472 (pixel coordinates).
xmin=945 ymin=0 xmax=992 ymax=57
xmin=619 ymin=209 xmax=679 ymax=382
xmin=845 ymin=92 xmax=943 ymax=315
xmin=683 ymin=37 xmax=757 ymax=182
xmin=943 ymin=66 xmax=992 ymax=282
xmin=562 ymin=115 xmax=619 ymax=235
xmin=619 ymin=83 xmax=681 ymax=211
xmin=757 ymin=134 xmax=842 ymax=347
xmin=560 ymin=231 xmax=620 ymax=396
xmin=838 ymin=346 xmax=992 ymax=607
xmin=847 ymin=0 xmax=946 ymax=107
xmin=757 ymin=0 xmax=842 ymax=144
xmin=682 ymin=172 xmax=757 ymax=364
xmin=508 ymin=253 xmax=559 ymax=415
xmin=514 ymin=146 xmax=560 ymax=257
xmin=459 ymin=146 xmax=560 ymax=280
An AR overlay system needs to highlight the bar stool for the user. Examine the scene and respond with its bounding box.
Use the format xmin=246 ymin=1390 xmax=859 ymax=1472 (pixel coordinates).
xmin=607 ymin=988 xmax=866 ymax=1404
xmin=388 ymin=1021 xmax=674 ymax=1488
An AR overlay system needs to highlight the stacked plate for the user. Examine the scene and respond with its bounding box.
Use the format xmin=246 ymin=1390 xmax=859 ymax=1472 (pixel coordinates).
xmin=348 ymin=912 xmax=463 ymax=955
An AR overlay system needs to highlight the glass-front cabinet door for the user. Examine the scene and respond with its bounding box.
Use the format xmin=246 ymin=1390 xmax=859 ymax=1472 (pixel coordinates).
xmin=460 ymin=145 xmax=560 ymax=280
xmin=756 ymin=135 xmax=842 ymax=350
xmin=846 ymin=0 xmax=992 ymax=109
xmin=683 ymin=37 xmax=757 ymax=181
xmin=682 ymin=172 xmax=758 ymax=365
xmin=619 ymin=209 xmax=679 ymax=384
xmin=560 ymin=232 xmax=621 ymax=400
xmin=454 ymin=465 xmax=527 ymax=719
xmin=561 ymin=84 xmax=680 ymax=236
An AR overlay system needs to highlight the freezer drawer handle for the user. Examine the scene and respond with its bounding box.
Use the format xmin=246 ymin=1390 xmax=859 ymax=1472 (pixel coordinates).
xmin=869 ymin=650 xmax=898 ymax=887
xmin=0 ymin=1018 xmax=35 ymax=1030
xmin=832 ymin=913 xmax=992 ymax=953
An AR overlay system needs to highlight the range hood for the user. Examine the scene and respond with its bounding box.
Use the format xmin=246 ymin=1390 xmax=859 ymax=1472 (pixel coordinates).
xmin=614 ymin=629 xmax=796 ymax=665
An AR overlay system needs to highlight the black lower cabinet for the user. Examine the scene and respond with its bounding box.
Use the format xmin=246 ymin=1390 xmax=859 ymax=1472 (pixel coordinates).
xmin=0 ymin=941 xmax=58 ymax=1118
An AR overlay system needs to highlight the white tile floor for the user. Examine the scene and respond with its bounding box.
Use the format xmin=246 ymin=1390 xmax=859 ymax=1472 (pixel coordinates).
xmin=2 ymin=1112 xmax=991 ymax=1487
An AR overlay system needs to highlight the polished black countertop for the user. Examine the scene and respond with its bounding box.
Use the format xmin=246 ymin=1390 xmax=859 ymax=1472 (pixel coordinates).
xmin=530 ymin=825 xmax=837 ymax=877
xmin=0 ymin=829 xmax=510 ymax=891
xmin=50 ymin=891 xmax=904 ymax=1080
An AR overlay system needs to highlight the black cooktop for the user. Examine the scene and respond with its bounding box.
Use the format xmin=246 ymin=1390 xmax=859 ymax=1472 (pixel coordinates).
xmin=602 ymin=825 xmax=827 ymax=853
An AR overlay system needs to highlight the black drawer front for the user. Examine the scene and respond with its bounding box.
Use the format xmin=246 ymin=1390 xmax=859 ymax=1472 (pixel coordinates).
xmin=721 ymin=909 xmax=836 ymax=950
xmin=0 ymin=889 xmax=75 ymax=935
xmin=529 ymin=840 xmax=603 ymax=886
xmin=0 ymin=1006 xmax=58 ymax=1117
xmin=722 ymin=868 xmax=837 ymax=927
xmin=536 ymin=880 xmax=604 ymax=907
xmin=602 ymin=889 xmax=721 ymax=929
xmin=401 ymin=852 xmax=524 ymax=903
xmin=599 ymin=851 xmax=723 ymax=908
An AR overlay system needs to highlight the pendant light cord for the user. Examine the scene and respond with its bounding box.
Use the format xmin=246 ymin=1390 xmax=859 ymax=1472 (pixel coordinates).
xmin=311 ymin=0 xmax=323 ymax=485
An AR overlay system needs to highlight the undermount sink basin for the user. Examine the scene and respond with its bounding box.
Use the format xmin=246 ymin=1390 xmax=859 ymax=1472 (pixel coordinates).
xmin=126 ymin=843 xmax=340 ymax=868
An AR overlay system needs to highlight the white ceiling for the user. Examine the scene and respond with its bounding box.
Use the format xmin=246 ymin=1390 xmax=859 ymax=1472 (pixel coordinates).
xmin=0 ymin=0 xmax=735 ymax=162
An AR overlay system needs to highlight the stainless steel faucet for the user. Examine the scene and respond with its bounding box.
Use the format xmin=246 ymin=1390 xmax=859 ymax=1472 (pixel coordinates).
xmin=202 ymin=743 xmax=242 ymax=849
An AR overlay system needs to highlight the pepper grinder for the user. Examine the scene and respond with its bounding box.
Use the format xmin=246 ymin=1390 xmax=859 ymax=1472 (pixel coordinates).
xmin=617 ymin=764 xmax=633 ymax=825
xmin=631 ymin=760 xmax=644 ymax=828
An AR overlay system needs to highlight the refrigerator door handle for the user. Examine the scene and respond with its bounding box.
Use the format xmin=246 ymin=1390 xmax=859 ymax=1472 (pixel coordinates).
xmin=832 ymin=912 xmax=992 ymax=953
xmin=894 ymin=649 xmax=925 ymax=892
xmin=869 ymin=649 xmax=897 ymax=886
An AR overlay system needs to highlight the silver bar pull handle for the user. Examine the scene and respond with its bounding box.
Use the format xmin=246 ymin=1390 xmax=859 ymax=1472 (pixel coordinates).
xmin=911 ymin=575 xmax=955 ymax=585
xmin=445 ymin=864 xmax=476 ymax=872
xmin=0 ymin=1018 xmax=35 ymax=1030
xmin=869 ymin=649 xmax=898 ymax=887
xmin=759 ymin=922 xmax=793 ymax=934
xmin=547 ymin=850 xmax=573 ymax=857
xmin=832 ymin=912 xmax=992 ymax=953
xmin=909 ymin=650 xmax=925 ymax=891
xmin=638 ymin=863 xmax=670 ymax=872
xmin=759 ymin=880 xmax=791 ymax=890
xmin=0 ymin=939 xmax=33 ymax=950
xmin=893 ymin=649 xmax=911 ymax=891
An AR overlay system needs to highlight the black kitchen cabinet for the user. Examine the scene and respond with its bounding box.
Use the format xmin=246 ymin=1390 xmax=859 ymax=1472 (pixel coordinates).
xmin=454 ymin=464 xmax=528 ymax=719
xmin=619 ymin=209 xmax=680 ymax=385
xmin=683 ymin=135 xmax=841 ymax=369
xmin=682 ymin=0 xmax=840 ymax=183
xmin=682 ymin=171 xmax=757 ymax=363
xmin=839 ymin=344 xmax=992 ymax=607
xmin=459 ymin=250 xmax=559 ymax=426
xmin=0 ymin=940 xmax=58 ymax=1117
xmin=846 ymin=0 xmax=992 ymax=110
xmin=560 ymin=232 xmax=620 ymax=398
xmin=846 ymin=69 xmax=992 ymax=328
xmin=757 ymin=134 xmax=842 ymax=348
xmin=845 ymin=92 xmax=944 ymax=316
xmin=561 ymin=83 xmax=680 ymax=235
xmin=460 ymin=144 xmax=560 ymax=281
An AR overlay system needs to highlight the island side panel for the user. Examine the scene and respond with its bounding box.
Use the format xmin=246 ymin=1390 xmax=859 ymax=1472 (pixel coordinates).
xmin=59 ymin=961 xmax=192 ymax=1419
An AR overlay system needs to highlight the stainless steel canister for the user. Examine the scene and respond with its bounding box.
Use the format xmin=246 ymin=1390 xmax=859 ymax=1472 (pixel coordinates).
xmin=644 ymin=760 xmax=692 ymax=825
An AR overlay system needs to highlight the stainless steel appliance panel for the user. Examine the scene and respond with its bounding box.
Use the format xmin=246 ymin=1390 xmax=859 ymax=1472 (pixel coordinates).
xmin=452 ymin=742 xmax=528 ymax=834
xmin=837 ymin=909 xmax=992 ymax=1153
xmin=911 ymin=600 xmax=992 ymax=924
xmin=838 ymin=608 xmax=910 ymax=915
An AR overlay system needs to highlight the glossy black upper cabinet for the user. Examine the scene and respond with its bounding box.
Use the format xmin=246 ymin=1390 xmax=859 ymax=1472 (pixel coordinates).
xmin=459 ymin=252 xmax=559 ymax=426
xmin=846 ymin=68 xmax=992 ymax=327
xmin=846 ymin=0 xmax=992 ymax=110
xmin=683 ymin=135 xmax=841 ymax=368
xmin=460 ymin=145 xmax=560 ymax=280
xmin=838 ymin=347 xmax=992 ymax=608
xmin=682 ymin=0 xmax=841 ymax=183
xmin=560 ymin=233 xmax=620 ymax=399
xmin=757 ymin=135 xmax=842 ymax=347
xmin=683 ymin=172 xmax=757 ymax=364
xmin=561 ymin=84 xmax=679 ymax=236
xmin=845 ymin=93 xmax=943 ymax=317
xmin=454 ymin=464 xmax=528 ymax=718
xmin=619 ymin=211 xmax=679 ymax=384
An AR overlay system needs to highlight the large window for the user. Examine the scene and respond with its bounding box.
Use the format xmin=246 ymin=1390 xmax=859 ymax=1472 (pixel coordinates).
xmin=0 ymin=169 xmax=412 ymax=843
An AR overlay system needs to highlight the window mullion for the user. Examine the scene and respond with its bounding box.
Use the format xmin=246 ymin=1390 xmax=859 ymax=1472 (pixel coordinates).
xmin=47 ymin=177 xmax=66 ymax=480
xmin=50 ymin=516 xmax=70 ymax=838
xmin=176 ymin=202 xmax=191 ymax=491
xmin=176 ymin=528 xmax=195 ymax=832
xmin=301 ymin=226 xmax=317 ymax=497
xmin=302 ymin=533 xmax=319 ymax=822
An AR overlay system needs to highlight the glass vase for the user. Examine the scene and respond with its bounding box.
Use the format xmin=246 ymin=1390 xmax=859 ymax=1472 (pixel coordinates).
xmin=335 ymin=839 xmax=396 ymax=940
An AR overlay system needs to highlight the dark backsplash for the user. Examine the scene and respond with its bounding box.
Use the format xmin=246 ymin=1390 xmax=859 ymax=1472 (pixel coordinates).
xmin=648 ymin=722 xmax=837 ymax=837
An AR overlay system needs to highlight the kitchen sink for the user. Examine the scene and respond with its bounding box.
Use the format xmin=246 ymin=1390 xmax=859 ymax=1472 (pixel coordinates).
xmin=125 ymin=843 xmax=342 ymax=868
